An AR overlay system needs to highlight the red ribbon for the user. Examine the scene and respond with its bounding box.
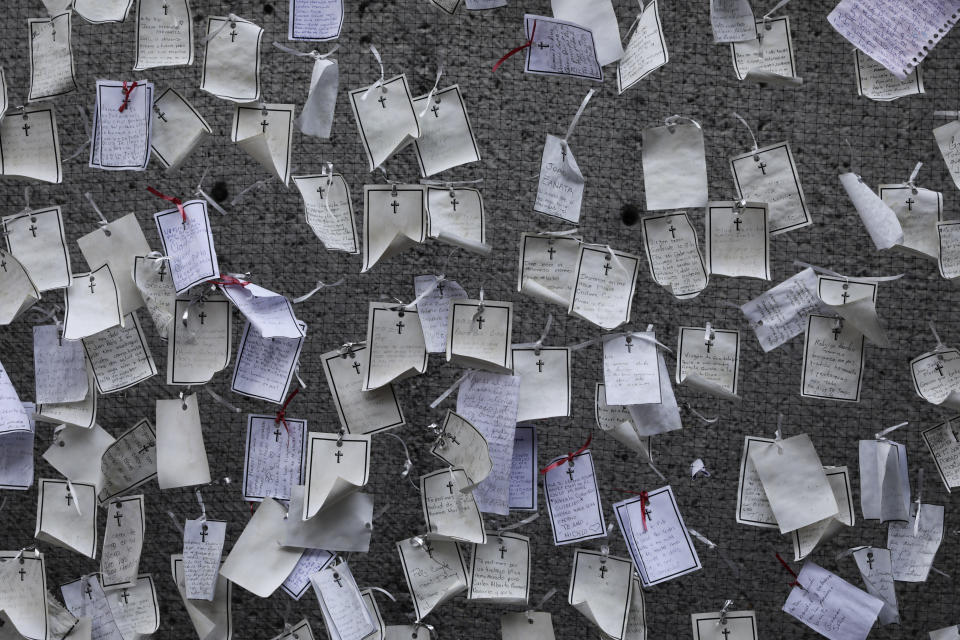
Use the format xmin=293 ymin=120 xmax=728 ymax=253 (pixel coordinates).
xmin=492 ymin=20 xmax=537 ymax=72
xmin=539 ymin=433 xmax=592 ymax=475
xmin=118 ymin=81 xmax=139 ymax=113
xmin=211 ymin=274 xmax=250 ymax=287
xmin=146 ymin=186 xmax=186 ymax=223
xmin=775 ymin=552 xmax=804 ymax=590
xmin=615 ymin=488 xmax=651 ymax=532
xmin=274 ymin=388 xmax=300 ymax=433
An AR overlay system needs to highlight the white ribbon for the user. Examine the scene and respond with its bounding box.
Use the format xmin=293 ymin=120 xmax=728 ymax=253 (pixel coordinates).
xmin=906 ymin=161 xmax=923 ymax=193
xmin=561 ymin=89 xmax=595 ymax=160
xmin=65 ymin=105 xmax=92 ymax=162
xmin=429 ymin=371 xmax=473 ymax=408
xmin=874 ymin=421 xmax=909 ymax=441
xmin=792 ymin=260 xmax=904 ymax=283
xmin=360 ymin=45 xmax=387 ymax=101
xmin=512 ymin=314 xmax=553 ymax=351
xmin=84 ymin=192 xmax=111 ymax=233
xmin=230 ymin=176 xmax=275 ymax=206
xmin=762 ymin=0 xmax=792 ymax=20
xmin=195 ymin=170 xmax=229 ymax=216
xmin=732 ymin=112 xmax=760 ymax=152
xmin=418 ymin=63 xmax=444 ymax=118
xmin=204 ymin=387 xmax=241 ymax=414
xmin=496 ymin=513 xmax=540 ymax=534
xmin=292 ymin=278 xmax=345 ymax=303
xmin=664 ymin=114 xmax=701 ymax=130
xmin=272 ymin=41 xmax=340 ymax=60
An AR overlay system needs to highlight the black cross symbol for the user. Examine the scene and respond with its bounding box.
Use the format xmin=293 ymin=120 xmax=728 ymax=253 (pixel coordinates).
xmin=200 ymin=525 xmax=208 ymax=542
xmin=153 ymin=106 xmax=167 ymax=122
xmin=905 ymin=197 xmax=915 ymax=211
xmin=199 ymin=311 xmax=207 ymax=325
xmin=352 ymin=361 xmax=361 ymax=375
xmin=645 ymin=505 xmax=653 ymax=522
xmin=721 ymin=629 xmax=731 ymax=640
xmin=832 ymin=324 xmax=843 ymax=340
xmin=162 ymin=2 xmax=168 ymax=14
xmin=841 ymin=290 xmax=850 ymax=304
xmin=603 ymin=262 xmax=612 ymax=276
xmin=625 ymin=339 xmax=633 ymax=353
xmin=668 ymin=224 xmax=677 ymax=239
xmin=758 ymin=161 xmax=768 ymax=175
xmin=705 ymin=340 xmax=712 ymax=353
xmin=536 ymin=359 xmax=544 ymax=373
xmin=260 ymin=120 xmax=269 ymax=133
xmin=566 ymin=465 xmax=575 ymax=481
xmin=547 ymin=246 xmax=556 ymax=260
xmin=390 ymin=200 xmax=399 ymax=214
xmin=437 ymin=281 xmax=445 ymax=296
xmin=444 ymin=479 xmax=456 ymax=494
xmin=476 ymin=315 xmax=485 ymax=330
xmin=1 ymin=259 xmax=6 ymax=272
xmin=120 ymin=590 xmax=130 ymax=605
xmin=88 ymin=278 xmax=97 ymax=294
xmin=935 ymin=361 xmax=945 ymax=376
xmin=599 ymin=564 xmax=608 ymax=579
xmin=733 ymin=217 xmax=742 ymax=231
xmin=52 ymin=29 xmax=56 ymax=41
xmin=498 ymin=544 xmax=507 ymax=559
xmin=114 ymin=510 xmax=123 ymax=526
xmin=274 ymin=427 xmax=282 ymax=442
xmin=537 ymin=42 xmax=549 ymax=49
xmin=560 ymin=146 xmax=567 ymax=162
xmin=138 ymin=443 xmax=153 ymax=455
xmin=22 ymin=123 xmax=30 ymax=137
xmin=157 ymin=263 xmax=167 ymax=281
xmin=229 ymin=29 xmax=238 ymax=42
xmin=85 ymin=583 xmax=93 ymax=599
xmin=423 ymin=541 xmax=435 ymax=557
xmin=29 ymin=223 xmax=38 ymax=237
xmin=18 ymin=567 xmax=26 ymax=581
xmin=447 ymin=433 xmax=460 ymax=446
xmin=397 ymin=320 xmax=405 ymax=334
xmin=65 ymin=491 xmax=73 ymax=506
xmin=378 ymin=95 xmax=387 ymax=109
xmin=450 ymin=198 xmax=460 ymax=211
xmin=333 ymin=573 xmax=343 ymax=587
xmin=335 ymin=450 xmax=344 ymax=463
xmin=317 ymin=185 xmax=325 ymax=197
xmin=431 ymin=104 xmax=440 ymax=118
xmin=866 ymin=551 xmax=874 ymax=570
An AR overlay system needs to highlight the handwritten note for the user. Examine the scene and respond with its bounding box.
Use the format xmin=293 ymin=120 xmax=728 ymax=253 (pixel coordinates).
xmin=888 ymin=504 xmax=945 ymax=582
xmin=523 ymin=15 xmax=603 ymax=81
xmin=705 ymin=202 xmax=770 ymax=279
xmin=33 ymin=324 xmax=86 ymax=405
xmin=568 ymin=245 xmax=640 ymax=329
xmin=101 ymin=495 xmax=145 ymax=589
xmin=288 ymin=0 xmax=344 ymax=41
xmin=921 ymin=418 xmax=960 ymax=490
xmin=641 ymin=212 xmax=708 ymax=299
xmin=855 ymin=50 xmax=924 ymax=100
xmin=231 ymin=320 xmax=306 ymax=404
xmin=783 ymin=562 xmax=883 ymax=640
xmin=242 ymin=414 xmax=306 ymax=502
xmin=292 ymin=173 xmax=359 ymax=253
xmin=517 ymin=234 xmax=580 ymax=307
xmin=99 ymin=419 xmax=157 ymax=503
xmin=184 ymin=518 xmax=226 ymax=600
xmin=534 ymin=134 xmax=584 ymax=224
xmin=446 ymin=300 xmax=513 ymax=373
xmin=28 ymin=13 xmax=77 ymax=101
xmin=90 ymin=80 xmax=154 ymax=171
xmin=83 ymin=313 xmax=158 ymax=394
xmin=321 ymin=345 xmax=404 ymax=434
xmin=468 ymin=533 xmax=530 ymax=603
xmin=731 ymin=17 xmax=798 ymax=82
xmin=741 ymin=267 xmax=824 ymax=352
xmin=395 ymin=537 xmax=467 ymax=621
xmin=134 ymin=0 xmax=193 ymax=71
xmin=544 ymin=450 xmax=605 ymax=545
xmin=413 ymin=275 xmax=468 ymax=352
xmin=617 ymin=0 xmax=669 ymax=94
xmin=509 ymin=425 xmax=537 ymax=511
xmin=800 ymin=315 xmax=865 ymax=402
xmin=710 ymin=0 xmax=756 ymax=42
xmin=154 ymin=201 xmax=219 ymax=293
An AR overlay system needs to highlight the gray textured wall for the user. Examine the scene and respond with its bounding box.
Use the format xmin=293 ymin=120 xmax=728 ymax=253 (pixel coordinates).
xmin=0 ymin=0 xmax=958 ymax=638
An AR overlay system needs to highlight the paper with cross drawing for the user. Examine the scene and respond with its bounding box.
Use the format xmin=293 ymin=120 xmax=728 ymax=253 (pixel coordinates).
xmin=642 ymin=121 xmax=707 ymax=210
xmin=312 ymin=561 xmax=375 ymax=640
xmin=283 ymin=485 xmax=373 ymax=552
xmin=3 ymin=206 xmax=71 ymax=291
xmin=32 ymin=325 xmax=85 ymax=404
xmin=83 ymin=312 xmax=158 ymax=394
xmin=99 ymin=419 xmax=157 ymax=504
xmin=0 ymin=105 xmax=62 ymax=183
xmin=736 ymin=435 xmax=777 ymax=528
xmin=231 ymin=104 xmax=294 ymax=185
xmin=201 ymin=16 xmax=263 ymax=102
xmin=543 ymin=450 xmax=605 ymax=545
xmin=691 ymin=610 xmax=757 ymax=640
xmin=0 ymin=402 xmax=35 ymax=491
xmin=420 ymin=468 xmax=486 ymax=543
xmin=522 ymin=15 xmax=603 ymax=80
xmin=859 ymin=440 xmax=910 ymax=522
xmin=815 ymin=275 xmax=888 ymax=347
xmin=603 ymin=333 xmax=660 ymax=406
xmin=677 ymin=326 xmax=740 ymax=399
xmin=446 ymin=299 xmax=513 ymax=372
xmin=535 ymin=134 xmax=584 ymax=224
xmin=877 ymin=184 xmax=940 ymax=259
xmin=749 ymin=434 xmax=839 ymax=533
xmin=361 ymin=184 xmax=427 ymax=272
xmin=792 ymin=466 xmax=854 ymax=560
xmin=617 ymin=0 xmax=668 ymax=94
xmin=242 ymin=414 xmax=307 ymax=503
xmin=184 ymin=518 xmax=226 ymax=600
xmin=89 ymin=79 xmax=154 ymax=171
xmin=35 ymin=478 xmax=98 ymax=558
xmin=0 ymin=250 xmax=40 ymax=326
xmin=595 ymin=383 xmax=652 ymax=458
xmin=363 ymin=302 xmax=428 ymax=390
xmin=888 ymin=503 xmax=944 ymax=582
xmin=513 ymin=346 xmax=570 ymax=421
xmin=456 ymin=371 xmax=520 ymax=515
xmin=628 ymin=336 xmax=682 ymax=437
xmin=840 ymin=173 xmax=904 ymax=250
xmin=100 ymin=495 xmax=145 ymax=591
xmin=800 ymin=314 xmax=865 ymax=402
xmin=568 ymin=549 xmax=632 ymax=640
xmin=729 ymin=143 xmax=808 ymax=235
xmin=220 ymin=498 xmax=304 ymax=597
xmin=517 ymin=233 xmax=580 ymax=307
xmin=289 ymin=0 xmax=344 ymax=40
xmin=641 ymin=212 xmax=708 ymax=299
xmin=293 ymin=173 xmax=359 ymax=254
xmin=361 ymin=590 xmax=385 ymax=639
xmin=427 ymin=187 xmax=488 ymax=254
xmin=741 ymin=267 xmax=825 ymax=352
xmin=132 ymin=255 xmax=176 ymax=339
xmin=730 ymin=17 xmax=800 ymax=84
xmin=430 ymin=410 xmax=492 ymax=490
xmin=551 ymin=0 xmax=622 ymax=65
xmin=150 ymin=88 xmax=212 ymax=171
xmin=921 ymin=418 xmax=960 ymax=491
xmin=42 ymin=423 xmax=114 ymax=493
xmin=0 ymin=551 xmax=48 ymax=640
xmin=910 ymin=348 xmax=960 ymax=410
xmin=468 ymin=532 xmax=530 ymax=603
xmin=167 ymin=296 xmax=232 ymax=385
xmin=705 ymin=201 xmax=770 ymax=279
xmin=501 ymin=612 xmax=555 ymax=640
xmin=134 ymin=0 xmax=193 ymax=70
xmin=154 ymin=201 xmax=219 ymax=294
xmin=412 ymin=85 xmax=480 ymax=177
xmin=156 ymin=394 xmax=210 ymax=489
xmin=784 ymin=561 xmax=883 ymax=640
xmin=855 ymin=50 xmax=924 ymax=101
xmin=103 ymin=576 xmax=160 ymax=640
xmin=349 ymin=75 xmax=420 ymax=171
xmin=282 ymin=549 xmax=334 ymax=599
xmin=614 ymin=486 xmax=701 ymax=586
xmin=321 ymin=345 xmax=404 ymax=434
xmin=395 ymin=536 xmax=468 ymax=621
xmin=60 ymin=574 xmax=122 ymax=640
xmin=232 ymin=320 xmax=306 ymax=404
xmin=509 ymin=425 xmax=537 ymax=512
xmin=28 ymin=13 xmax=77 ymax=101
xmin=568 ymin=244 xmax=641 ymax=329
xmin=78 ymin=213 xmax=151 ymax=316
xmin=852 ymin=547 xmax=900 ymax=625
xmin=414 ymin=275 xmax=468 ymax=353
xmin=710 ymin=0 xmax=755 ymax=42
xmin=63 ymin=266 xmax=123 ymax=340
xmin=302 ymin=432 xmax=370 ymax=519
xmin=939 ymin=220 xmax=960 ymax=280
xmin=172 ymin=555 xmax=232 ymax=640
xmin=221 ymin=281 xmax=304 ymax=339
xmin=36 ymin=364 xmax=97 ymax=429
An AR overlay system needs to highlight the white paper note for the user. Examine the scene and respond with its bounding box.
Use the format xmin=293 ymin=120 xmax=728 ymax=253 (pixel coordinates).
xmin=617 ymin=0 xmax=668 ymax=94
xmin=642 ymin=122 xmax=708 ymax=210
xmin=220 ymin=498 xmax=304 ymax=597
xmin=412 ymin=85 xmax=481 ymax=177
xmin=156 ymin=394 xmax=210 ymax=489
xmin=543 ymin=450 xmax=605 ymax=545
xmin=321 ymin=345 xmax=405 ymax=434
xmin=2 ymin=206 xmax=72 ymax=291
xmin=200 ymin=16 xmax=263 ymax=102
xmin=134 ymin=0 xmax=194 ymax=71
xmin=242 ymin=414 xmax=307 ymax=502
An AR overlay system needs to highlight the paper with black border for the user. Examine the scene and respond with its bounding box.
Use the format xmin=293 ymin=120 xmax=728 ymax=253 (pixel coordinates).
xmin=89 ymin=80 xmax=154 ymax=171
xmin=800 ymin=314 xmax=865 ymax=402
xmin=231 ymin=104 xmax=294 ymax=186
xmin=28 ymin=13 xmax=77 ymax=102
xmin=677 ymin=326 xmax=740 ymax=399
xmin=921 ymin=417 xmax=960 ymax=491
xmin=617 ymin=0 xmax=668 ymax=94
xmin=292 ymin=173 xmax=359 ymax=254
xmin=134 ymin=0 xmax=194 ymax=71
xmin=150 ymin=88 xmax=212 ymax=170
xmin=467 ymin=532 xmax=530 ymax=603
xmin=63 ymin=265 xmax=123 ymax=340
xmin=792 ymin=466 xmax=855 ymax=560
xmin=509 ymin=424 xmax=537 ymax=511
xmin=231 ymin=320 xmax=306 ymax=404
xmin=0 ymin=105 xmax=62 ymax=183
xmin=3 ymin=206 xmax=72 ymax=291
xmin=100 ymin=495 xmax=145 ymax=591
xmin=412 ymin=85 xmax=481 ymax=177
xmin=200 ymin=16 xmax=263 ymax=103
xmin=394 ymin=536 xmax=467 ymax=622
xmin=288 ymin=0 xmax=344 ymax=41
xmin=35 ymin=478 xmax=98 ymax=558
xmin=0 ymin=250 xmax=41 ymax=326
xmin=154 ymin=201 xmax=220 ymax=294
xmin=690 ymin=610 xmax=758 ymax=640
xmin=420 ymin=468 xmax=486 ymax=543
xmin=348 ymin=75 xmax=421 ymax=171
xmin=167 ymin=296 xmax=233 ymax=385
xmin=641 ymin=212 xmax=708 ymax=299
xmin=730 ymin=142 xmax=810 ymax=235
xmin=730 ymin=17 xmax=800 ymax=83
xmin=568 ymin=244 xmax=640 ymax=329
xmin=517 ymin=233 xmax=580 ymax=307
xmin=363 ymin=302 xmax=428 ymax=390
xmin=522 ymin=15 xmax=603 ymax=81
xmin=414 ymin=275 xmax=468 ymax=353
xmin=302 ymin=432 xmax=370 ymax=519
xmin=543 ymin=450 xmax=605 ymax=545
xmin=99 ymin=419 xmax=157 ymax=504
xmin=321 ymin=345 xmax=404 ymax=435
xmin=242 ymin=414 xmax=307 ymax=502
xmin=41 ymin=423 xmax=114 ymax=493
xmin=705 ymin=201 xmax=770 ymax=279
xmin=82 ymin=312 xmax=158 ymax=394
xmin=0 ymin=551 xmax=48 ymax=640
xmin=171 ymin=555 xmax=232 ymax=640
xmin=78 ymin=213 xmax=151 ymax=316
xmin=567 ymin=548 xmax=632 ymax=640
xmin=446 ymin=299 xmax=513 ymax=373
xmin=429 ymin=410 xmax=492 ymax=490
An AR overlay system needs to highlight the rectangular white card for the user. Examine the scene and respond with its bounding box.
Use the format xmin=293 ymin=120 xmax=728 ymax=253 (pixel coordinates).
xmin=705 ymin=201 xmax=770 ymax=279
xmin=154 ymin=201 xmax=219 ymax=293
xmin=200 ymin=16 xmax=263 ymax=102
xmin=321 ymin=345 xmax=405 ymax=434
xmin=800 ymin=314 xmax=865 ymax=402
xmin=231 ymin=320 xmax=306 ymax=404
xmin=242 ymin=414 xmax=307 ymax=502
xmin=543 ymin=450 xmax=605 ymax=545
xmin=730 ymin=142 xmax=810 ymax=235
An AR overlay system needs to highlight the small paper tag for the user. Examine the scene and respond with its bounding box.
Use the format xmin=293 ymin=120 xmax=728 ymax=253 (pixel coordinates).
xmin=361 ymin=184 xmax=427 ymax=272
xmin=98 ymin=418 xmax=157 ymax=504
xmin=33 ymin=324 xmax=88 ymax=404
xmin=167 ymin=296 xmax=232 ymax=386
xmin=509 ymin=425 xmax=538 ymax=512
xmin=395 ymin=537 xmax=467 ymax=621
xmin=887 ymin=504 xmax=945 ymax=582
xmin=231 ymin=104 xmax=295 ymax=185
xmin=171 ymin=555 xmax=232 ymax=639
xmin=446 ymin=299 xmax=513 ymax=373
xmin=426 ymin=187 xmax=487 ymax=252
xmin=35 ymin=478 xmax=98 ymax=558
xmin=430 ymin=410 xmax=492 ymax=490
xmin=413 ymin=85 xmax=481 ymax=177
xmin=513 ymin=347 xmax=571 ymax=421
xmin=154 ymin=200 xmax=220 ymax=294
xmin=83 ymin=312 xmax=158 ymax=394
xmin=288 ymin=0 xmax=344 ymax=40
xmin=859 ymin=439 xmax=910 ymax=522
xmin=348 ymin=75 xmax=421 ymax=171
xmin=710 ymin=0 xmax=755 ymax=42
xmin=302 ymin=432 xmax=370 ymax=519
xmin=920 ymin=417 xmax=960 ymax=491
xmin=321 ymin=345 xmax=405 ymax=434
xmin=2 ymin=206 xmax=72 ymax=291
xmin=783 ymin=562 xmax=883 ymax=638
xmin=854 ymin=50 xmax=924 ymax=102
xmin=134 ymin=0 xmax=194 ymax=71
xmin=363 ymin=302 xmax=428 ymax=390
xmin=200 ymin=16 xmax=264 ymax=103
xmin=729 ymin=142 xmax=810 ymax=235
xmin=132 ymin=255 xmax=177 ymax=339
xmin=934 ymin=119 xmax=960 ymax=191
xmin=603 ymin=333 xmax=661 ymax=405
xmin=543 ymin=450 xmax=605 ymax=545
xmin=851 ymin=547 xmax=900 ymax=625
xmin=413 ymin=275 xmax=468 ymax=353
xmin=156 ymin=393 xmax=211 ymax=489
xmin=219 ymin=499 xmax=304 ymax=598
xmin=800 ymin=315 xmax=866 ymax=402
xmin=467 ymin=532 xmax=530 ymax=603
xmin=28 ymin=13 xmax=77 ymax=102
xmin=63 ymin=265 xmax=124 ymax=340
xmin=735 ymin=435 xmax=778 ymax=528
xmin=690 ymin=610 xmax=758 ymax=639
xmin=0 ymin=250 xmax=41 ymax=325
xmin=231 ymin=320 xmax=306 ymax=404
xmin=184 ymin=518 xmax=227 ymax=600
xmin=705 ymin=201 xmax=770 ymax=279
xmin=938 ymin=221 xmax=960 ymax=279
xmin=0 ymin=551 xmax=48 ymax=639
xmin=89 ymin=79 xmax=155 ymax=172
xmin=292 ymin=173 xmax=359 ymax=254
xmin=840 ymin=173 xmax=904 ymax=250
xmin=731 ymin=17 xmax=800 ymax=83
xmin=0 ymin=106 xmax=63 ymax=184
xmin=150 ymin=88 xmax=212 ymax=171
xmin=568 ymin=244 xmax=641 ymax=329
xmin=522 ymin=15 xmax=603 ymax=81
xmin=77 ymin=212 xmax=151 ymax=316
xmin=792 ymin=466 xmax=854 ymax=560
xmin=677 ymin=326 xmax=740 ymax=398
xmin=281 ymin=548 xmax=334 ymax=600
xmin=534 ymin=134 xmax=584 ymax=224
xmin=642 ymin=122 xmax=708 ymax=210
xmin=741 ymin=267 xmax=824 ymax=352
xmin=568 ymin=549 xmax=633 ymax=640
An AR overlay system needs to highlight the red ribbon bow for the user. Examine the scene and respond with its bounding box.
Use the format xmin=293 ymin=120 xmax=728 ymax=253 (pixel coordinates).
xmin=118 ymin=81 xmax=139 ymax=113
xmin=146 ymin=186 xmax=186 ymax=223
xmin=492 ymin=20 xmax=537 ymax=72
xmin=615 ymin=488 xmax=651 ymax=532
xmin=539 ymin=433 xmax=592 ymax=475
xmin=274 ymin=388 xmax=300 ymax=433
xmin=211 ymin=274 xmax=250 ymax=287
